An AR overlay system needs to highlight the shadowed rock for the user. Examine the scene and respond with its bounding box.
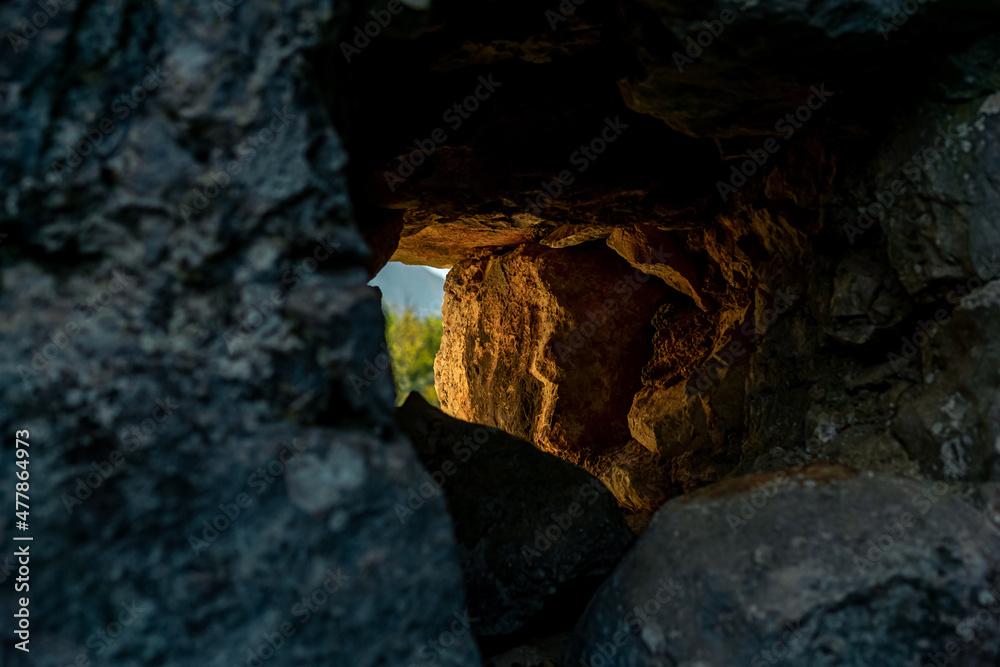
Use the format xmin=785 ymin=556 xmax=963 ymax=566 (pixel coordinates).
xmin=397 ymin=392 xmax=635 ymax=640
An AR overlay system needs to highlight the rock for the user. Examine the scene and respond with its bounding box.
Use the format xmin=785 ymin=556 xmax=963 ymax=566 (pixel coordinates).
xmin=871 ymin=85 xmax=1000 ymax=295
xmin=540 ymin=224 xmax=615 ymax=249
xmin=616 ymin=0 xmax=1000 ymax=137
xmin=624 ymin=296 xmax=751 ymax=470
xmin=350 ymin=30 xmax=722 ymax=282
xmin=484 ymin=632 xmax=570 ymax=667
xmin=629 ymin=384 xmax=718 ymax=458
xmin=0 ymin=0 xmax=481 ymax=664
xmin=891 ymin=279 xmax=1000 ymax=481
xmin=435 ymin=242 xmax=667 ymax=461
xmin=819 ymin=246 xmax=912 ymax=345
xmin=392 ymin=210 xmax=542 ymax=268
xmin=5 ymin=0 xmax=1000 ymax=660
xmin=606 ymin=226 xmax=712 ymax=311
xmin=397 ymin=393 xmax=635 ymax=639
xmin=568 ymin=467 xmax=1000 ymax=666
xmin=592 ymin=439 xmax=671 ymax=514
xmin=629 ymin=384 xmax=710 ymax=457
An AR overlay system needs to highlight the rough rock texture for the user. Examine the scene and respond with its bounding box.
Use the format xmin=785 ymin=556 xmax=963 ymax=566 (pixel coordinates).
xmin=346 ymin=9 xmax=1000 ymax=510
xmin=0 ymin=0 xmax=479 ymax=665
xmin=594 ymin=439 xmax=671 ymax=514
xmin=606 ymin=225 xmax=713 ymax=312
xmin=568 ymin=467 xmax=1000 ymax=666
xmin=892 ymin=280 xmax=1000 ymax=481
xmin=740 ymin=49 xmax=1000 ymax=486
xmin=435 ymin=243 xmax=667 ymax=462
xmin=484 ymin=632 xmax=570 ymax=667
xmin=397 ymin=392 xmax=635 ymax=640
xmin=617 ymin=0 xmax=1000 ymax=137
xmin=5 ymin=0 xmax=1000 ymax=661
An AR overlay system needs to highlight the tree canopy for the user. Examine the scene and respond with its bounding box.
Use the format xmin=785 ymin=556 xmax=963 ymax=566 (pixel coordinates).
xmin=384 ymin=305 xmax=443 ymax=406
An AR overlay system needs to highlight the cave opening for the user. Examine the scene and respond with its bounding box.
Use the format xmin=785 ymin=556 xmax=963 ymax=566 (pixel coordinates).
xmin=323 ymin=2 xmax=1000 ymax=663
xmin=343 ymin=32 xmax=777 ymax=517
xmin=14 ymin=0 xmax=1000 ymax=664
xmin=370 ymin=260 xmax=448 ymax=406
xmin=330 ymin=0 xmax=993 ymax=519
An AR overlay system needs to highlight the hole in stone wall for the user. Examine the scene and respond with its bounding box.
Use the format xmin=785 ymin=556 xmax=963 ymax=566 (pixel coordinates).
xmin=370 ymin=261 xmax=449 ymax=406
xmin=324 ymin=3 xmax=1000 ymax=663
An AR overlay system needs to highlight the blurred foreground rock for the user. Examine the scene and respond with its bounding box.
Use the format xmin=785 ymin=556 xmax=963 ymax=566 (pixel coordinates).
xmin=0 ymin=0 xmax=479 ymax=664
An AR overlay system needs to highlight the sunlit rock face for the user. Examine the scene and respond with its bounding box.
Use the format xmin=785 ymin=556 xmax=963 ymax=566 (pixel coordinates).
xmin=435 ymin=242 xmax=667 ymax=463
xmin=347 ymin=0 xmax=1000 ymax=509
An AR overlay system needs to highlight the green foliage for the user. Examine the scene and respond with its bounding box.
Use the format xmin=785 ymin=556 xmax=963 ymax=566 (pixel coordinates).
xmin=384 ymin=305 xmax=443 ymax=406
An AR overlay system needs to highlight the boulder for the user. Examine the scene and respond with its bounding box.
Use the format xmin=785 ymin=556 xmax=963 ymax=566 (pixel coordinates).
xmin=0 ymin=0 xmax=480 ymax=664
xmin=397 ymin=392 xmax=635 ymax=639
xmin=568 ymin=467 xmax=1000 ymax=666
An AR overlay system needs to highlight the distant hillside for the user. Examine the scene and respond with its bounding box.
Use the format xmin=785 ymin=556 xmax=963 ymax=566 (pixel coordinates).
xmin=370 ymin=262 xmax=446 ymax=317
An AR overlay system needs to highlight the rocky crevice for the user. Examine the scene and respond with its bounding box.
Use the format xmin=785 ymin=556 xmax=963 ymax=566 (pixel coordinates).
xmin=4 ymin=0 xmax=1000 ymax=664
xmin=350 ymin=1 xmax=1000 ymax=515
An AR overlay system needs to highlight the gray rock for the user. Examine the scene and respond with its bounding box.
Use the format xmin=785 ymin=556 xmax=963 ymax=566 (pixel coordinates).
xmin=0 ymin=0 xmax=480 ymax=664
xmin=568 ymin=467 xmax=1000 ymax=666
xmin=871 ymin=83 xmax=1000 ymax=295
xmin=891 ymin=279 xmax=1000 ymax=481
